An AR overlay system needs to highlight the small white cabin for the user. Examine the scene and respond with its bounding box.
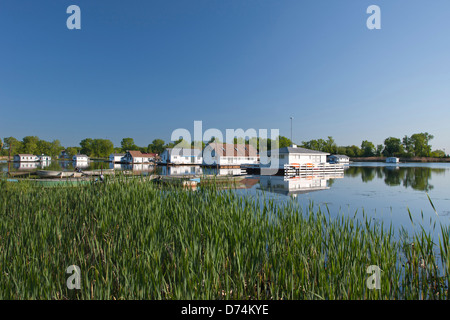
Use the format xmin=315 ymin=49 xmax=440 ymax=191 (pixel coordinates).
xmin=13 ymin=154 xmax=39 ymax=162
xmin=109 ymin=153 xmax=125 ymax=163
xmin=260 ymin=145 xmax=329 ymax=169
xmin=328 ymin=154 xmax=349 ymax=164
xmin=39 ymin=155 xmax=52 ymax=162
xmin=386 ymin=157 xmax=400 ymax=163
xmin=161 ymin=148 xmax=202 ymax=165
xmin=73 ymin=154 xmax=89 ymax=162
xmin=122 ymin=151 xmax=157 ymax=164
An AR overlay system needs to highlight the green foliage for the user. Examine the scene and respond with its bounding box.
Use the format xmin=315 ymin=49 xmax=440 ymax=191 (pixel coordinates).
xmin=0 ymin=179 xmax=448 ymax=299
xmin=383 ymin=137 xmax=404 ymax=157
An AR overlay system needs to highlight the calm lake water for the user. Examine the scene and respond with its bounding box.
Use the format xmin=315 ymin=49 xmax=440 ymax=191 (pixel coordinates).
xmin=2 ymin=160 xmax=449 ymax=237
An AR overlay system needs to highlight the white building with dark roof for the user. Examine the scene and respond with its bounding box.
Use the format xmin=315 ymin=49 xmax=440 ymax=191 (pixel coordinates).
xmin=202 ymin=143 xmax=258 ymax=166
xmin=161 ymin=148 xmax=202 ymax=165
xmin=260 ymin=145 xmax=329 ymax=169
xmin=327 ymin=154 xmax=350 ymax=164
xmin=13 ymin=154 xmax=39 ymax=162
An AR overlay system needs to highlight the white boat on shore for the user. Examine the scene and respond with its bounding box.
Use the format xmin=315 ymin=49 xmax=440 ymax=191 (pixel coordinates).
xmin=36 ymin=170 xmax=84 ymax=178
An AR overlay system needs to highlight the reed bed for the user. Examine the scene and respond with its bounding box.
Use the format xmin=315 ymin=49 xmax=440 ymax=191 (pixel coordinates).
xmin=0 ymin=176 xmax=448 ymax=299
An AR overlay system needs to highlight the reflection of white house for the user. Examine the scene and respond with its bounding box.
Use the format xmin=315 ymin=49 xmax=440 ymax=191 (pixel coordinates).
xmin=386 ymin=157 xmax=400 ymax=163
xmin=109 ymin=153 xmax=125 ymax=163
xmin=122 ymin=151 xmax=157 ymax=164
xmin=327 ymin=155 xmax=349 ymax=164
xmin=218 ymin=168 xmax=246 ymax=176
xmin=73 ymin=154 xmax=89 ymax=162
xmin=13 ymin=162 xmax=40 ymax=170
xmin=259 ymin=175 xmax=338 ymax=196
xmin=202 ymin=143 xmax=258 ymax=166
xmin=14 ymin=154 xmax=39 ymax=162
xmin=161 ymin=165 xmax=203 ymax=176
xmin=39 ymin=155 xmax=52 ymax=162
xmin=161 ymin=148 xmax=202 ymax=165
xmin=261 ymin=145 xmax=329 ymax=170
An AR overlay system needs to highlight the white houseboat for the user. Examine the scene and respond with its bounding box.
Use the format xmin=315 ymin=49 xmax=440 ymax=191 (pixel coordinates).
xmin=202 ymin=143 xmax=259 ymax=167
xmin=122 ymin=150 xmax=157 ymax=164
xmin=39 ymin=155 xmax=52 ymax=162
xmin=260 ymin=145 xmax=345 ymax=176
xmin=13 ymin=154 xmax=39 ymax=162
xmin=109 ymin=153 xmax=125 ymax=163
xmin=73 ymin=154 xmax=90 ymax=162
xmin=327 ymin=154 xmax=350 ymax=164
xmin=161 ymin=148 xmax=202 ymax=165
xmin=386 ymin=157 xmax=400 ymax=163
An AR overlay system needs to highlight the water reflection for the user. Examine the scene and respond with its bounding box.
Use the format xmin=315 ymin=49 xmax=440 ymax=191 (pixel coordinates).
xmin=259 ymin=173 xmax=344 ymax=196
xmin=345 ymin=166 xmax=446 ymax=191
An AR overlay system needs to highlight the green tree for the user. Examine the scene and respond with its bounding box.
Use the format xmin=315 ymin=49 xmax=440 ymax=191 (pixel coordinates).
xmin=91 ymin=139 xmax=114 ymax=158
xmin=120 ymin=138 xmax=138 ymax=152
xmin=376 ymin=144 xmax=384 ymax=156
xmin=3 ymin=137 xmax=22 ymax=155
xmin=66 ymin=147 xmax=80 ymax=158
xmin=361 ymin=140 xmax=375 ymax=157
xmin=323 ymin=136 xmax=337 ymax=154
xmin=383 ymin=137 xmax=403 ymax=157
xmin=150 ymin=139 xmax=165 ymax=154
xmin=80 ymin=138 xmax=94 ymax=156
xmin=410 ymin=132 xmax=434 ymax=157
xmin=21 ymin=136 xmax=39 ymax=154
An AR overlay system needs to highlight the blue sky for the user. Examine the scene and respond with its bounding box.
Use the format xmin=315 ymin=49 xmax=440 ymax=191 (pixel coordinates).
xmin=1 ymin=0 xmax=449 ymax=151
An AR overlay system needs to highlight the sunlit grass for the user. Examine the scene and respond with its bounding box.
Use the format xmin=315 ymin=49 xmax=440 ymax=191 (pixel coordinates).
xmin=0 ymin=176 xmax=448 ymax=299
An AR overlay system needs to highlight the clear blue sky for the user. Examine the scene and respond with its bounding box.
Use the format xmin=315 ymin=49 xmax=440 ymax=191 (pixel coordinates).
xmin=1 ymin=0 xmax=449 ymax=151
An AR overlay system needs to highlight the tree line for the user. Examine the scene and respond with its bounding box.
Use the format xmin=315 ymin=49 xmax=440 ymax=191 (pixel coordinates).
xmin=300 ymin=132 xmax=446 ymax=158
xmin=0 ymin=132 xmax=445 ymax=159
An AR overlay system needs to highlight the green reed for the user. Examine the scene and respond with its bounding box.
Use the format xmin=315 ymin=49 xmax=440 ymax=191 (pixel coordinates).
xmin=0 ymin=176 xmax=448 ymax=299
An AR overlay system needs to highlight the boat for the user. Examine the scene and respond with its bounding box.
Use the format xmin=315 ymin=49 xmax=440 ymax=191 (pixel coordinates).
xmin=36 ymin=170 xmax=84 ymax=178
xmin=386 ymin=157 xmax=400 ymax=163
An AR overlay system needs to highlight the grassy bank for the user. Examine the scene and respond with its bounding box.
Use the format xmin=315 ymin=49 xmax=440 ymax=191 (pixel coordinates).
xmin=0 ymin=177 xmax=448 ymax=299
xmin=350 ymin=156 xmax=450 ymax=163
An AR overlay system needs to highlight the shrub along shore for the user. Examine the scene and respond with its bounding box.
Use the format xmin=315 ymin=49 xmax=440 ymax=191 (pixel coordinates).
xmin=0 ymin=176 xmax=448 ymax=299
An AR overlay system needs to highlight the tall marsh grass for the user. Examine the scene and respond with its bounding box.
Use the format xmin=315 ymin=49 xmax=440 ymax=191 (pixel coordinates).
xmin=0 ymin=176 xmax=448 ymax=299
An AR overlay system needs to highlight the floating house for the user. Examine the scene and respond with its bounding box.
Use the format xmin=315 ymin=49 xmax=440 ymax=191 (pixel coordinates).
xmin=39 ymin=155 xmax=52 ymax=162
xmin=73 ymin=154 xmax=89 ymax=162
xmin=386 ymin=157 xmax=400 ymax=163
xmin=160 ymin=148 xmax=202 ymax=165
xmin=202 ymin=143 xmax=259 ymax=167
xmin=327 ymin=154 xmax=350 ymax=164
xmin=109 ymin=153 xmax=125 ymax=163
xmin=122 ymin=150 xmax=157 ymax=164
xmin=260 ymin=145 xmax=329 ymax=169
xmin=13 ymin=154 xmax=39 ymax=162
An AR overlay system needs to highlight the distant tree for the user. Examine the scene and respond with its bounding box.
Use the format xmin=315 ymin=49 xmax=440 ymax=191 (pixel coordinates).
xmin=410 ymin=132 xmax=434 ymax=157
xmin=91 ymin=139 xmax=114 ymax=158
xmin=150 ymin=139 xmax=165 ymax=154
xmin=21 ymin=136 xmax=39 ymax=154
xmin=276 ymin=136 xmax=292 ymax=149
xmin=402 ymin=135 xmax=414 ymax=156
xmin=430 ymin=150 xmax=445 ymax=158
xmin=191 ymin=140 xmax=205 ymax=150
xmin=345 ymin=145 xmax=362 ymax=157
xmin=3 ymin=137 xmax=22 ymax=155
xmin=376 ymin=144 xmax=384 ymax=156
xmin=323 ymin=136 xmax=337 ymax=154
xmin=383 ymin=137 xmax=403 ymax=157
xmin=80 ymin=138 xmax=94 ymax=156
xmin=361 ymin=140 xmax=376 ymax=157
xmin=120 ymin=137 xmax=138 ymax=152
xmin=66 ymin=147 xmax=80 ymax=158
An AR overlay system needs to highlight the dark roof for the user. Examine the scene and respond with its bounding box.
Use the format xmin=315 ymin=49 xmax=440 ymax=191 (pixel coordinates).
xmin=206 ymin=143 xmax=258 ymax=157
xmin=329 ymin=154 xmax=349 ymax=158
